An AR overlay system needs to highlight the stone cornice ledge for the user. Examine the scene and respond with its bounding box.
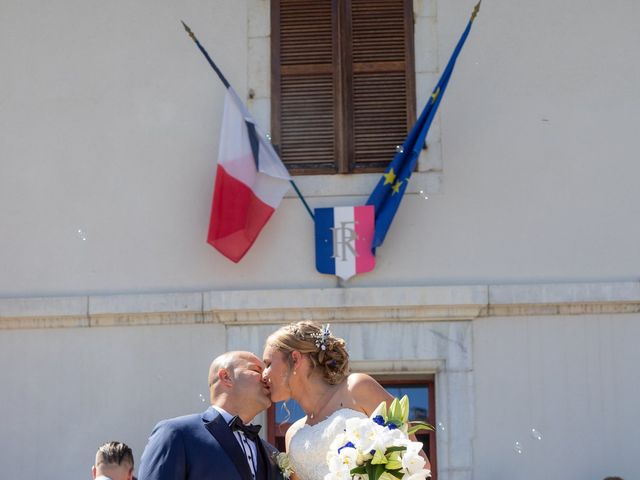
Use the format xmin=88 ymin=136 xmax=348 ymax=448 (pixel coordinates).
xmin=1 ymin=281 xmax=639 ymax=329
xmin=203 ymin=285 xmax=487 ymax=324
xmin=488 ymin=281 xmax=640 ymax=316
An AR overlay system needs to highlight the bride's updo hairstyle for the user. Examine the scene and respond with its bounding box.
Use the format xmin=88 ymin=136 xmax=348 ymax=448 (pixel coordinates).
xmin=267 ymin=321 xmax=349 ymax=385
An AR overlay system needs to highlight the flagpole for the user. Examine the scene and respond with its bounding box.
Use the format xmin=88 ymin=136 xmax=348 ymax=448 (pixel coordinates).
xmin=289 ymin=180 xmax=315 ymax=220
xmin=471 ymin=0 xmax=481 ymax=22
xmin=181 ymin=21 xmax=230 ymax=89
xmin=181 ymin=21 xmax=315 ymax=222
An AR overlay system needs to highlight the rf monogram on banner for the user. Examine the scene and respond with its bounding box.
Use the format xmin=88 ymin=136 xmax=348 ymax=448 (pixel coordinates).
xmin=331 ymin=221 xmax=358 ymax=261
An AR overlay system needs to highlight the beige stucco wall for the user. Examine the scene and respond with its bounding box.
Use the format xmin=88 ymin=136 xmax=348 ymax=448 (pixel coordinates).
xmin=0 ymin=323 xmax=226 ymax=478
xmin=474 ymin=313 xmax=640 ymax=480
xmin=1 ymin=0 xmax=639 ymax=479
xmin=2 ymin=0 xmax=639 ymax=296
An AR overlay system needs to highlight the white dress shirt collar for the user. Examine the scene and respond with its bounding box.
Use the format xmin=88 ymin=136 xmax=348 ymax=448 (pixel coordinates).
xmin=212 ymin=405 xmax=235 ymax=424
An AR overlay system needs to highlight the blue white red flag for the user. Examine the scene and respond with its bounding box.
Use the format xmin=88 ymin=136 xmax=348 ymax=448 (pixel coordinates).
xmin=181 ymin=22 xmax=291 ymax=263
xmin=208 ymin=88 xmax=291 ymax=262
xmin=315 ymin=206 xmax=376 ymax=280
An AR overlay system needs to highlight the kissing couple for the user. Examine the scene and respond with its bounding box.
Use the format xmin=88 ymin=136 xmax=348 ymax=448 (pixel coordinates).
xmin=137 ymin=321 xmax=430 ymax=480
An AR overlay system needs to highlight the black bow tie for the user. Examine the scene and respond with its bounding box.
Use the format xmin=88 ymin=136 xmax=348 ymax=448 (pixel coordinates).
xmin=230 ymin=416 xmax=262 ymax=441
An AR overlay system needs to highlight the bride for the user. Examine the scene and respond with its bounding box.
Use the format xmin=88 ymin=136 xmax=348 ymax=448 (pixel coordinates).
xmin=262 ymin=321 xmax=430 ymax=480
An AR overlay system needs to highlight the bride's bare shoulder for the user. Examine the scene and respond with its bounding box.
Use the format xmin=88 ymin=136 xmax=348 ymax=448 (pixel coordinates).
xmin=347 ymin=372 xmax=372 ymax=381
xmin=347 ymin=373 xmax=384 ymax=397
xmin=346 ymin=373 xmax=394 ymax=414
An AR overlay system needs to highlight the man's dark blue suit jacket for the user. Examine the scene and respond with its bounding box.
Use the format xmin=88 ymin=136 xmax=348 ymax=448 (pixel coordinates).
xmin=138 ymin=407 xmax=282 ymax=480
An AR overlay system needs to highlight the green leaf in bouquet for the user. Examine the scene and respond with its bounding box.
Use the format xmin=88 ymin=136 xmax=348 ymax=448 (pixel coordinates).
xmin=385 ymin=460 xmax=402 ymax=471
xmin=385 ymin=450 xmax=403 ymax=471
xmin=366 ymin=462 xmax=376 ymax=480
xmin=350 ymin=466 xmax=367 ymax=475
xmin=387 ymin=450 xmax=402 ymax=461
xmin=366 ymin=462 xmax=387 ymax=480
xmin=385 ymin=447 xmax=407 ymax=471
xmin=384 ymin=446 xmax=407 ymax=453
xmin=379 ymin=471 xmax=402 ymax=480
xmin=408 ymin=421 xmax=434 ymax=435
xmin=382 ymin=470 xmax=404 ymax=479
xmin=371 ymin=449 xmax=388 ymax=465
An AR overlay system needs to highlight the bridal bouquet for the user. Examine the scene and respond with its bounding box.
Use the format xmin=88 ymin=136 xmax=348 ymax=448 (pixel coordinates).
xmin=324 ymin=396 xmax=433 ymax=480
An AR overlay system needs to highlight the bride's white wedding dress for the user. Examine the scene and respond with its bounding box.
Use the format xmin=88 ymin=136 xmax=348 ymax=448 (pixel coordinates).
xmin=288 ymin=408 xmax=367 ymax=480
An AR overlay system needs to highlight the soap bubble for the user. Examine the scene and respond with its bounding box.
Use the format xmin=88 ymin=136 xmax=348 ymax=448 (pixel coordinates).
xmin=76 ymin=228 xmax=87 ymax=241
xmin=395 ymin=145 xmax=404 ymax=153
xmin=513 ymin=441 xmax=523 ymax=454
xmin=530 ymin=428 xmax=543 ymax=441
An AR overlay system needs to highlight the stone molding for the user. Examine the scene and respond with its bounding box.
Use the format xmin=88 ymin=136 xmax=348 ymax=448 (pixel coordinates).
xmin=1 ymin=281 xmax=639 ymax=330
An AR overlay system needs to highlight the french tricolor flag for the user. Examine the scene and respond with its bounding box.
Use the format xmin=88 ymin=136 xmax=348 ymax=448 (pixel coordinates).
xmin=207 ymin=88 xmax=291 ymax=263
xmin=315 ymin=206 xmax=376 ymax=280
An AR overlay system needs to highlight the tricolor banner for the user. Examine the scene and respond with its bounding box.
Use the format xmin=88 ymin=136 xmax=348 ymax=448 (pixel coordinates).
xmin=315 ymin=206 xmax=376 ymax=280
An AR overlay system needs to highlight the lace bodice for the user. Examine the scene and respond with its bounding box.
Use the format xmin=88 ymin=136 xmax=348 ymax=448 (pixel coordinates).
xmin=288 ymin=408 xmax=367 ymax=480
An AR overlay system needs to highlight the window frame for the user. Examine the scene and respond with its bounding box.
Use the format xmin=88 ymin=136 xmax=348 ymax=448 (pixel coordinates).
xmin=379 ymin=377 xmax=438 ymax=480
xmin=270 ymin=0 xmax=416 ymax=175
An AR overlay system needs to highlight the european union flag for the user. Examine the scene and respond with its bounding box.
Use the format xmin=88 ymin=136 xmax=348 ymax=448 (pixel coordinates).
xmin=366 ymin=1 xmax=481 ymax=251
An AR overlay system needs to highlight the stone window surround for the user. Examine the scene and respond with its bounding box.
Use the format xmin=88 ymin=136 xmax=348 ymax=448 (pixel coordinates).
xmin=246 ymin=0 xmax=443 ymax=199
xmin=227 ymin=322 xmax=473 ymax=480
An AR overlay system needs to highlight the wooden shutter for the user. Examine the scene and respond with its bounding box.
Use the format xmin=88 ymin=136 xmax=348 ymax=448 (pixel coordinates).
xmin=272 ymin=0 xmax=415 ymax=174
xmin=350 ymin=0 xmax=415 ymax=172
xmin=272 ymin=0 xmax=337 ymax=174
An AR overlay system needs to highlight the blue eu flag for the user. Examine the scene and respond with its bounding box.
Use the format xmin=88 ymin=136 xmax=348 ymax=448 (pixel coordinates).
xmin=366 ymin=3 xmax=480 ymax=251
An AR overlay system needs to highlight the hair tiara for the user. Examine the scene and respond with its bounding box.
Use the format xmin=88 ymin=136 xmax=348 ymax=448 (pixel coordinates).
xmin=310 ymin=323 xmax=332 ymax=351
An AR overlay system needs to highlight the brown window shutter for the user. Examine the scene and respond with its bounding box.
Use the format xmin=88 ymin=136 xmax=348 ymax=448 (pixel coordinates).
xmin=272 ymin=0 xmax=338 ymax=174
xmin=350 ymin=0 xmax=416 ymax=172
xmin=271 ymin=0 xmax=415 ymax=174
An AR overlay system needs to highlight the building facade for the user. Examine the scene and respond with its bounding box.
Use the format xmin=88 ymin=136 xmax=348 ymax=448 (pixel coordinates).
xmin=1 ymin=0 xmax=639 ymax=479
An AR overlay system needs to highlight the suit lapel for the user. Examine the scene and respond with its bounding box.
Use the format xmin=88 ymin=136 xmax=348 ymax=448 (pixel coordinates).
xmin=258 ymin=439 xmax=282 ymax=480
xmin=203 ymin=409 xmax=254 ymax=480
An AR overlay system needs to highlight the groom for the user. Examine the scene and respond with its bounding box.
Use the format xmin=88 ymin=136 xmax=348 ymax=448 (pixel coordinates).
xmin=138 ymin=351 xmax=283 ymax=480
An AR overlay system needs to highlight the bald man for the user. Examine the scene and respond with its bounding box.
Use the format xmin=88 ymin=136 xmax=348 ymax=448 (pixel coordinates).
xmin=138 ymin=351 xmax=283 ymax=480
xmin=92 ymin=441 xmax=134 ymax=480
